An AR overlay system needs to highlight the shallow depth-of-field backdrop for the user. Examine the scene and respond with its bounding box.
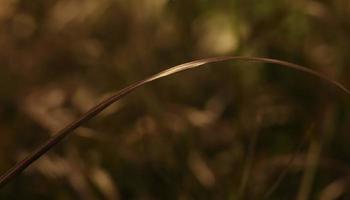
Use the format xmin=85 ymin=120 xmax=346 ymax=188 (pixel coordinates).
xmin=1 ymin=0 xmax=350 ymax=199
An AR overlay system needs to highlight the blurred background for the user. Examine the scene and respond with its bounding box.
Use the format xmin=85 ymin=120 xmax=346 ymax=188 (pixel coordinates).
xmin=1 ymin=0 xmax=350 ymax=199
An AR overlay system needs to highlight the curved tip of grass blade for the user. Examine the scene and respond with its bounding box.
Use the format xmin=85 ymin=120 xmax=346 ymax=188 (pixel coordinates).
xmin=0 ymin=56 xmax=349 ymax=188
xmin=149 ymin=56 xmax=350 ymax=96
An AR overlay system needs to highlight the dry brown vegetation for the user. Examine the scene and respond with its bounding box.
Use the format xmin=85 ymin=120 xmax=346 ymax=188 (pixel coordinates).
xmin=1 ymin=0 xmax=350 ymax=199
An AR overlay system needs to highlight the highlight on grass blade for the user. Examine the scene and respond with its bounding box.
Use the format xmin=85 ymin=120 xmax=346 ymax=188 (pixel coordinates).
xmin=0 ymin=56 xmax=349 ymax=188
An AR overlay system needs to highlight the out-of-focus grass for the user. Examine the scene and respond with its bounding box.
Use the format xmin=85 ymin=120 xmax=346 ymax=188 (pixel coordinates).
xmin=0 ymin=0 xmax=350 ymax=199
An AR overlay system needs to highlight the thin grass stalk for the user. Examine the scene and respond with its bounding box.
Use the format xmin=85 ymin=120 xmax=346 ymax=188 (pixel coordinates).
xmin=296 ymin=136 xmax=322 ymax=200
xmin=238 ymin=130 xmax=259 ymax=200
xmin=263 ymin=124 xmax=314 ymax=199
xmin=296 ymin=102 xmax=335 ymax=200
xmin=0 ymin=56 xmax=349 ymax=188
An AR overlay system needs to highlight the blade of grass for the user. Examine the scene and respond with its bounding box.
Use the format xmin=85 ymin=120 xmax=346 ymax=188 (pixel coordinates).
xmin=0 ymin=56 xmax=349 ymax=188
xmin=297 ymin=103 xmax=335 ymax=200
xmin=297 ymin=135 xmax=322 ymax=200
xmin=238 ymin=129 xmax=259 ymax=200
xmin=263 ymin=124 xmax=314 ymax=199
